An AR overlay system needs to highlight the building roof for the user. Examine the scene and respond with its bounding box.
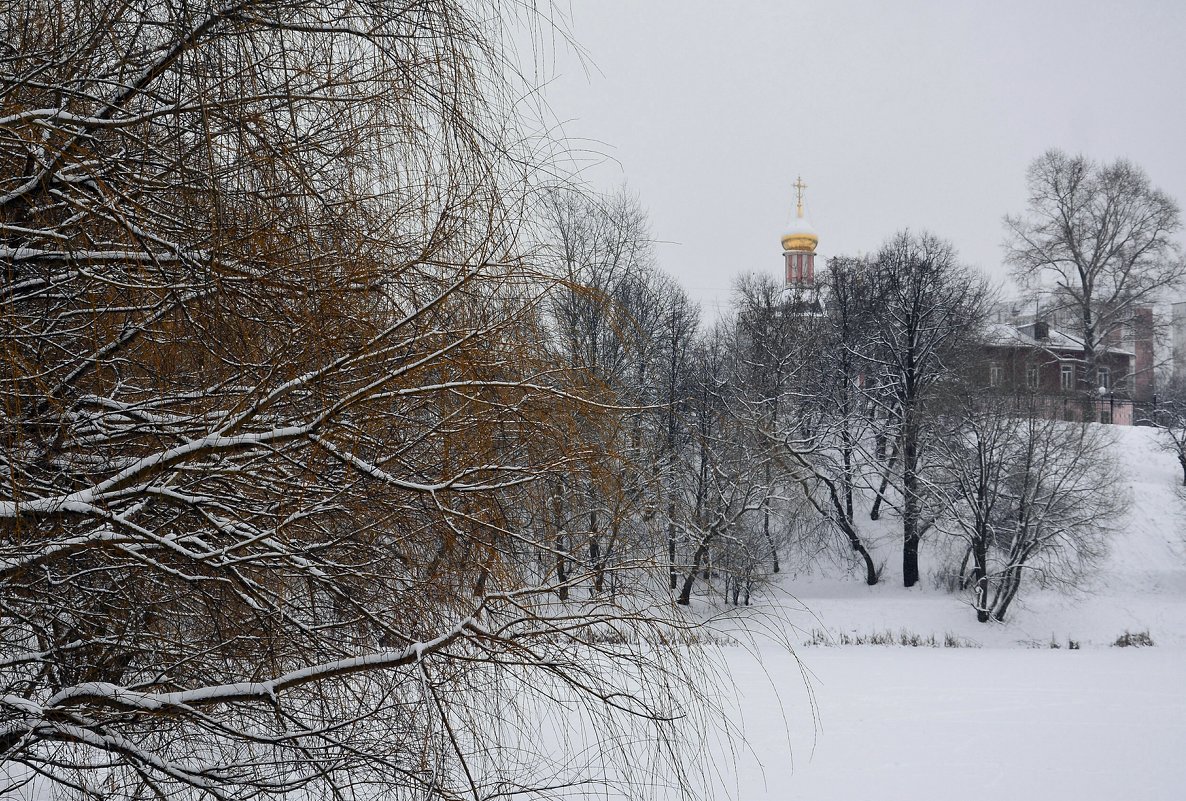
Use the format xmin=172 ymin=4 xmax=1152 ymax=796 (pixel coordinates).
xmin=985 ymin=322 xmax=1135 ymax=357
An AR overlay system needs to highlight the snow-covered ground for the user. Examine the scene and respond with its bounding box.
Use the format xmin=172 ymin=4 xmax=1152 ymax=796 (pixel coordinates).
xmin=10 ymin=428 xmax=1182 ymax=800
xmin=703 ymin=424 xmax=1186 ymax=800
xmin=719 ymin=646 xmax=1185 ymax=801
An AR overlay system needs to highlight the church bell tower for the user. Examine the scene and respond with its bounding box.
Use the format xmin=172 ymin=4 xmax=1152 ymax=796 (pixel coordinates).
xmin=782 ymin=176 xmax=819 ymax=287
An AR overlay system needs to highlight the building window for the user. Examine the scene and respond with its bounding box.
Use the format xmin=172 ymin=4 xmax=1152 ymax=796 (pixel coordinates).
xmin=1100 ymin=405 xmax=1113 ymax=425
xmin=1098 ymin=366 xmax=1110 ymax=391
xmin=1060 ymin=363 xmax=1074 ymax=390
xmin=989 ymin=362 xmax=1003 ymax=387
xmin=1026 ymin=364 xmax=1039 ymax=389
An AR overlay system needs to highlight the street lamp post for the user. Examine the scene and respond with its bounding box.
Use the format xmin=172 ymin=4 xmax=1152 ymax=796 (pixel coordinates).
xmin=1097 ymin=385 xmax=1115 ymax=424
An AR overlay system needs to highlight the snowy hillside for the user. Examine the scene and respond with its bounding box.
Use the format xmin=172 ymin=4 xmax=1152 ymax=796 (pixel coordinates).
xmin=766 ymin=423 xmax=1186 ymax=648
xmin=700 ymin=423 xmax=1186 ymax=801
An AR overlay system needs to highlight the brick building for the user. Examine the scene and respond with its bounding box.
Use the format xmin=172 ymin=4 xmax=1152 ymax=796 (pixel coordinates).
xmin=982 ymin=320 xmax=1138 ymax=424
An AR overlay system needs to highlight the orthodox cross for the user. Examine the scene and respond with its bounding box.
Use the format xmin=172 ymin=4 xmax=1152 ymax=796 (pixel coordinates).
xmin=794 ymin=176 xmax=808 ymax=215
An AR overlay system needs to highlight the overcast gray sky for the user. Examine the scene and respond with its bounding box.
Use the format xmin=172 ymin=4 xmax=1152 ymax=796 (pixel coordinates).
xmin=539 ymin=0 xmax=1186 ymax=317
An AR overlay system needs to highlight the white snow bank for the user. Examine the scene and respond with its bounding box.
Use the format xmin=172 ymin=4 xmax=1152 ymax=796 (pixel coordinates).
xmin=721 ymin=645 xmax=1186 ymax=801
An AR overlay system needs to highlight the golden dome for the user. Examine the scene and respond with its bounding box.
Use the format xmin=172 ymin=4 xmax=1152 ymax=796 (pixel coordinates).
xmin=781 ymin=175 xmax=818 ymax=252
xmin=781 ymin=224 xmax=819 ymax=253
xmin=780 ymin=205 xmax=818 ymax=252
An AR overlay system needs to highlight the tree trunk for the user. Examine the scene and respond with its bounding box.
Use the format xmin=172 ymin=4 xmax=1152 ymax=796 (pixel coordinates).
xmin=1080 ymin=312 xmax=1098 ymax=423
xmin=841 ymin=517 xmax=879 ymax=586
xmin=956 ymin=543 xmax=972 ymax=590
xmin=667 ymin=501 xmax=678 ymax=589
xmin=870 ymin=437 xmax=899 ymax=521
xmin=588 ymin=508 xmax=601 ymax=595
xmin=902 ymin=532 xmax=920 ymax=588
xmin=555 ymin=530 xmax=568 ymax=602
xmin=788 ymin=446 xmax=879 ymax=586
xmin=901 ymin=418 xmax=921 ymax=588
xmin=763 ymin=462 xmax=779 ymax=573
xmin=840 ymin=397 xmax=857 ymax=523
xmin=769 ymin=392 xmax=781 ymax=574
xmin=552 ymin=488 xmax=569 ymax=601
xmin=973 ymin=537 xmax=989 ymax=623
xmin=991 ymin=566 xmax=1023 ymax=622
xmin=677 ymin=530 xmax=714 ymax=606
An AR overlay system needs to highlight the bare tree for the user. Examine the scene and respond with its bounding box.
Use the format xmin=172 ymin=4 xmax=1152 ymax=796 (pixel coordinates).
xmin=933 ymin=392 xmax=1126 ymax=622
xmin=992 ymin=414 xmax=1125 ymax=620
xmin=673 ymin=327 xmax=771 ymax=606
xmin=777 ymin=256 xmax=882 ymax=585
xmin=0 ymin=3 xmax=718 ymax=798
xmin=537 ymin=187 xmax=675 ymax=597
xmin=651 ymin=275 xmax=702 ymax=589
xmin=731 ymin=272 xmax=807 ymax=575
xmin=537 ymin=187 xmax=791 ymax=615
xmin=931 ymin=391 xmax=1031 ymax=621
xmin=863 ymin=232 xmax=991 ymax=587
xmin=1005 ymin=149 xmax=1185 ymax=418
xmin=1153 ymin=376 xmax=1186 ymax=485
xmin=542 ymin=187 xmax=660 ymax=399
